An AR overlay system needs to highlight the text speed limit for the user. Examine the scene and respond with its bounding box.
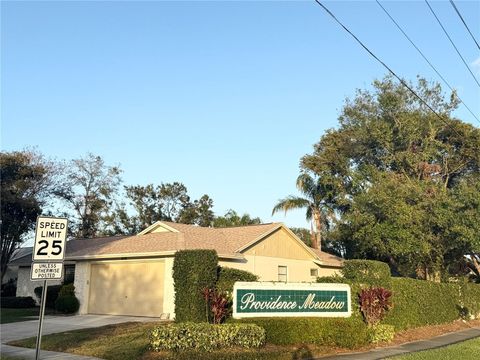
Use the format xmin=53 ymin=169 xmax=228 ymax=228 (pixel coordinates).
xmin=32 ymin=216 xmax=68 ymax=261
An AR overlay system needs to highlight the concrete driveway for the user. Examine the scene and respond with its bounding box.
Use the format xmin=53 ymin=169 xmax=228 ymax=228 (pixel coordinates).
xmin=1 ymin=314 xmax=161 ymax=343
xmin=1 ymin=314 xmax=162 ymax=359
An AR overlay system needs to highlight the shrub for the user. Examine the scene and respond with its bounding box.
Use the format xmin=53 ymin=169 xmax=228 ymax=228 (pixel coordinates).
xmin=316 ymin=274 xmax=347 ymax=283
xmin=342 ymin=260 xmax=391 ymax=287
xmin=55 ymin=295 xmax=80 ymax=314
xmin=459 ymin=282 xmax=480 ymax=319
xmin=216 ymin=267 xmax=258 ymax=294
xmin=34 ymin=284 xmax=62 ymax=309
xmin=58 ymin=283 xmax=75 ymax=297
xmin=149 ymin=323 xmax=265 ymax=352
xmin=233 ymin=317 xmax=370 ymax=349
xmin=358 ymin=287 xmax=393 ymax=326
xmin=384 ymin=277 xmax=460 ymax=330
xmin=1 ymin=278 xmax=17 ymax=297
xmin=0 ymin=296 xmax=36 ymax=308
xmin=173 ymin=250 xmax=218 ymax=323
xmin=368 ymin=324 xmax=395 ymax=344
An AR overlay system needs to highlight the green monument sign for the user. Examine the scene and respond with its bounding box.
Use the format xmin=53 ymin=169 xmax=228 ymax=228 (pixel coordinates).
xmin=233 ymin=282 xmax=351 ymax=318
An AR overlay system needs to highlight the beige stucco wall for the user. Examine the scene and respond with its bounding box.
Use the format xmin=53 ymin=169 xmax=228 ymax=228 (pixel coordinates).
xmin=220 ymin=255 xmax=327 ymax=282
xmin=74 ymin=261 xmax=91 ymax=315
xmin=16 ymin=266 xmax=62 ymax=304
xmin=162 ymin=257 xmax=175 ymax=319
xmin=244 ymin=228 xmax=313 ymax=260
xmin=221 ymin=227 xmax=341 ymax=282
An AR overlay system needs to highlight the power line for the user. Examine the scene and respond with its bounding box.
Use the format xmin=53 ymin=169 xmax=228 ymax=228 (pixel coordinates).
xmin=424 ymin=0 xmax=480 ymax=88
xmin=376 ymin=0 xmax=479 ymax=124
xmin=449 ymin=0 xmax=480 ymax=51
xmin=312 ymin=0 xmax=464 ymax=138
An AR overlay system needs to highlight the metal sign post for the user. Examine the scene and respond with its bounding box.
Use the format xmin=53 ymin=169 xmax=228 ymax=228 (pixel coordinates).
xmin=35 ymin=279 xmax=48 ymax=360
xmin=31 ymin=216 xmax=68 ymax=360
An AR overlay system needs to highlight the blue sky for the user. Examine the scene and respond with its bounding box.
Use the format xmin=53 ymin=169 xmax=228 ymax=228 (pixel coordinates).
xmin=2 ymin=0 xmax=479 ymax=229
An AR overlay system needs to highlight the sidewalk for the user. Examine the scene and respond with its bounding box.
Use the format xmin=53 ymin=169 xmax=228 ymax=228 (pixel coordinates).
xmin=0 ymin=344 xmax=101 ymax=359
xmin=317 ymin=326 xmax=480 ymax=359
xmin=1 ymin=314 xmax=161 ymax=360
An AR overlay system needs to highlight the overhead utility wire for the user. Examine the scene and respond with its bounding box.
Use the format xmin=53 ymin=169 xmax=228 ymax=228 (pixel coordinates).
xmin=376 ymin=0 xmax=479 ymax=124
xmin=449 ymin=0 xmax=480 ymax=51
xmin=424 ymin=0 xmax=480 ymax=88
xmin=312 ymin=0 xmax=463 ymax=138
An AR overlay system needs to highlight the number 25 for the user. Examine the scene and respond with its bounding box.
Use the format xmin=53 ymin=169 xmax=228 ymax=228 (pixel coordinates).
xmin=36 ymin=240 xmax=62 ymax=256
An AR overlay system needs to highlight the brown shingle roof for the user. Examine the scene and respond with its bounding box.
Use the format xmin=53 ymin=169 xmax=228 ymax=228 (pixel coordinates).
xmin=9 ymin=222 xmax=344 ymax=267
xmin=64 ymin=222 xmax=281 ymax=258
xmin=311 ymin=248 xmax=344 ymax=267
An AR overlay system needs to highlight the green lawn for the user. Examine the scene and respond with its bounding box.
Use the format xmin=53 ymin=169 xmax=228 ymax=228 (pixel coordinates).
xmin=0 ymin=308 xmax=41 ymax=324
xmin=8 ymin=322 xmax=325 ymax=360
xmin=391 ymin=337 xmax=480 ymax=360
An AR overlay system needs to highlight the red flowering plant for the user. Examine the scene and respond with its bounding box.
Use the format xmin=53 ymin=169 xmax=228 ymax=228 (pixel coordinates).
xmin=358 ymin=287 xmax=393 ymax=326
xmin=201 ymin=287 xmax=230 ymax=324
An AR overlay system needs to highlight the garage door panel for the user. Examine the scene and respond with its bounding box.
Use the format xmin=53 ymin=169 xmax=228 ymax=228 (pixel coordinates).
xmin=88 ymin=262 xmax=164 ymax=317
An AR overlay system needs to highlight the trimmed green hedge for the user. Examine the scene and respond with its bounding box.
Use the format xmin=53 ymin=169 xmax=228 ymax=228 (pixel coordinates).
xmin=34 ymin=284 xmax=62 ymax=309
xmin=233 ymin=317 xmax=370 ymax=349
xmin=54 ymin=284 xmax=80 ymax=314
xmin=342 ymin=260 xmax=391 ymax=287
xmin=216 ymin=267 xmax=258 ymax=294
xmin=150 ymin=323 xmax=265 ymax=352
xmin=0 ymin=296 xmax=36 ymax=308
xmin=55 ymin=295 xmax=80 ymax=314
xmin=173 ymin=250 xmax=218 ymax=323
xmin=459 ymin=282 xmax=480 ymax=318
xmin=385 ymin=278 xmax=480 ymax=330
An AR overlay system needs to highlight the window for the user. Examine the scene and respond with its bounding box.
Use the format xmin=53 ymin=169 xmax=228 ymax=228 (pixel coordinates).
xmin=278 ymin=266 xmax=287 ymax=282
xmin=64 ymin=264 xmax=75 ymax=284
xmin=310 ymin=268 xmax=319 ymax=277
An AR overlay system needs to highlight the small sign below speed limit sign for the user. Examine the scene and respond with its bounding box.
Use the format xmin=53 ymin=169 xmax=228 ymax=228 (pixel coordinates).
xmin=32 ymin=216 xmax=68 ymax=261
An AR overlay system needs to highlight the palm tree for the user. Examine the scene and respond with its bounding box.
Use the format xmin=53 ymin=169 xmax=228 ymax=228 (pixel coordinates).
xmin=272 ymin=173 xmax=329 ymax=250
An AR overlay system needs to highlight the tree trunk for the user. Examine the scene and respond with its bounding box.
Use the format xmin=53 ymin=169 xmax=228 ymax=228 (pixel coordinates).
xmin=312 ymin=209 xmax=321 ymax=251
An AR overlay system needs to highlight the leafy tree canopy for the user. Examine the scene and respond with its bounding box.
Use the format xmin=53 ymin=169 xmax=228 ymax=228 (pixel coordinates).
xmin=212 ymin=210 xmax=262 ymax=228
xmin=105 ymin=183 xmax=215 ymax=234
xmin=301 ymin=76 xmax=480 ymax=279
xmin=0 ymin=150 xmax=57 ymax=280
xmin=55 ymin=153 xmax=123 ymax=238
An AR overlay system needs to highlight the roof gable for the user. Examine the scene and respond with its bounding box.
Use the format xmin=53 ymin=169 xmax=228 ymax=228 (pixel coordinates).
xmin=137 ymin=221 xmax=179 ymax=235
xmin=240 ymin=226 xmax=317 ymax=260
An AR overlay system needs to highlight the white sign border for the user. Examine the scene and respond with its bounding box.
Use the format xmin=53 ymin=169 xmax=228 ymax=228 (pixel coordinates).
xmin=233 ymin=281 xmax=352 ymax=319
xmin=30 ymin=262 xmax=64 ymax=281
xmin=32 ymin=215 xmax=68 ymax=262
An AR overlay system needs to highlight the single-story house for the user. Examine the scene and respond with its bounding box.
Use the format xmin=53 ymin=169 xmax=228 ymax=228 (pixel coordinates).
xmin=2 ymin=247 xmax=33 ymax=285
xmin=11 ymin=221 xmax=343 ymax=319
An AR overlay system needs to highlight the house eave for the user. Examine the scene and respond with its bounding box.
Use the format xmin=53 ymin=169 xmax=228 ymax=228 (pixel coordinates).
xmin=67 ymin=251 xmax=245 ymax=261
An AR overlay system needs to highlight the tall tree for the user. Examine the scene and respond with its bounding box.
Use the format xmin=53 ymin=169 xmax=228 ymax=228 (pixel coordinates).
xmin=56 ymin=153 xmax=122 ymax=238
xmin=212 ymin=209 xmax=262 ymax=228
xmin=105 ymin=183 xmax=215 ymax=234
xmin=272 ymin=173 xmax=332 ymax=250
xmin=157 ymin=182 xmax=190 ymax=221
xmin=301 ymin=76 xmax=480 ymax=278
xmin=0 ymin=150 xmax=56 ymax=280
xmin=177 ymin=194 xmax=215 ymax=226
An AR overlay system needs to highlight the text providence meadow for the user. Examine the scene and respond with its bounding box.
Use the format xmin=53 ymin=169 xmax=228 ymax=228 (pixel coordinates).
xmin=239 ymin=293 xmax=346 ymax=311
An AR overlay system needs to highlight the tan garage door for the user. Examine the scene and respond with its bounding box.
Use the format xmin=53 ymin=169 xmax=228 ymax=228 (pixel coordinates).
xmin=88 ymin=261 xmax=164 ymax=317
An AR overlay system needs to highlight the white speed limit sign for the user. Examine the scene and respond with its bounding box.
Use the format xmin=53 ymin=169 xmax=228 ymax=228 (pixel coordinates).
xmin=32 ymin=216 xmax=68 ymax=261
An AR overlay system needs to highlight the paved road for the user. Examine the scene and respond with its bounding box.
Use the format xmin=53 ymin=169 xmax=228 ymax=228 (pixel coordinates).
xmin=317 ymin=326 xmax=480 ymax=359
xmin=0 ymin=314 xmax=161 ymax=360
